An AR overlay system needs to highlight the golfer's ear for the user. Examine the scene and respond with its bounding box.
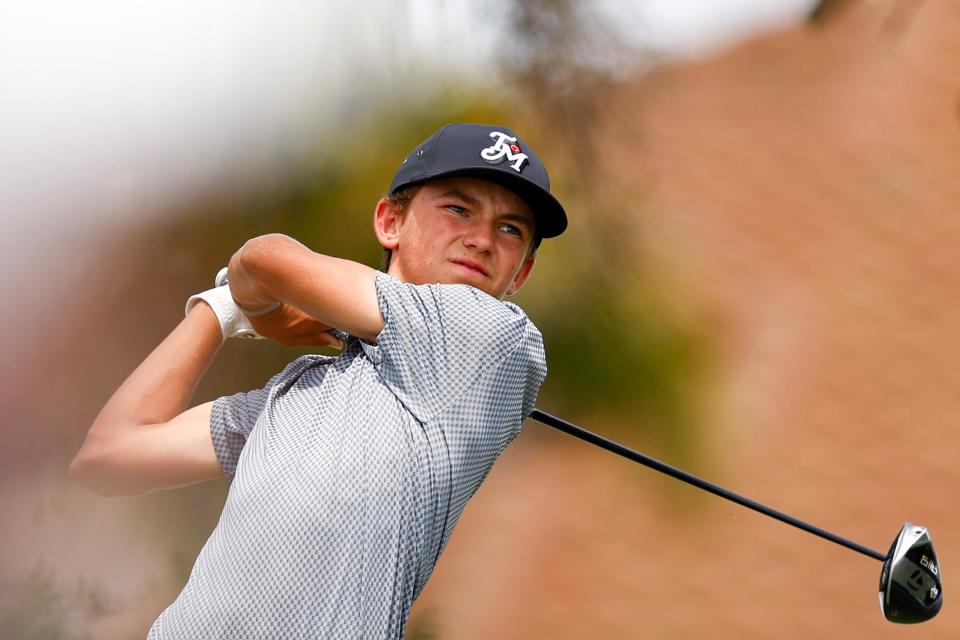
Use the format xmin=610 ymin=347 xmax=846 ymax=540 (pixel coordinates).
xmin=374 ymin=198 xmax=402 ymax=251
xmin=505 ymin=251 xmax=536 ymax=296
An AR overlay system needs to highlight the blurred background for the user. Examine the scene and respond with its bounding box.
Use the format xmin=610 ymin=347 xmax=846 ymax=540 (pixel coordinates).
xmin=2 ymin=0 xmax=959 ymax=637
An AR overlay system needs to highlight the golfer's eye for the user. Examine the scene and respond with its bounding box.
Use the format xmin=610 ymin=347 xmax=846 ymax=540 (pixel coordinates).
xmin=447 ymin=205 xmax=467 ymax=216
xmin=499 ymin=224 xmax=522 ymax=238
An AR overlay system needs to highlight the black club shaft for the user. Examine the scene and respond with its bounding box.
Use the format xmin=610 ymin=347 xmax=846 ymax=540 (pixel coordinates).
xmin=529 ymin=409 xmax=886 ymax=562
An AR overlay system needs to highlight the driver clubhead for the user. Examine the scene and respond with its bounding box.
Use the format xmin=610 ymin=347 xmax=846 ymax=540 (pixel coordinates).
xmin=879 ymin=522 xmax=942 ymax=623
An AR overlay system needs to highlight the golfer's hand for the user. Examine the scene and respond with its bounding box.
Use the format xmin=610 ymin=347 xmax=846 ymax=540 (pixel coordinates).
xmin=247 ymin=304 xmax=343 ymax=348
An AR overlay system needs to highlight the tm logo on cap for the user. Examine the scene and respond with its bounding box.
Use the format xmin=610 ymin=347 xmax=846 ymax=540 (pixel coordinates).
xmin=480 ymin=131 xmax=528 ymax=172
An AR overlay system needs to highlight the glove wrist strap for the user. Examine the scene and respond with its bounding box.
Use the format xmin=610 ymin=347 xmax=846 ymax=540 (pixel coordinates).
xmin=185 ymin=285 xmax=263 ymax=342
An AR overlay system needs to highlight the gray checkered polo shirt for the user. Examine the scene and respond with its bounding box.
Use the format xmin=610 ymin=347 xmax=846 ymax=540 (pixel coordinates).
xmin=147 ymin=271 xmax=547 ymax=639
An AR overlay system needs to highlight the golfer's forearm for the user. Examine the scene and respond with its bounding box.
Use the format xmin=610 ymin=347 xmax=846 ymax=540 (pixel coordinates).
xmin=83 ymin=305 xmax=222 ymax=442
xmin=229 ymin=234 xmax=384 ymax=341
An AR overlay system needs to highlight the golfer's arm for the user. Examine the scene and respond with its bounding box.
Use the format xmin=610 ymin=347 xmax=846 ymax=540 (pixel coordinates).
xmin=70 ymin=304 xmax=225 ymax=496
xmin=228 ymin=234 xmax=384 ymax=342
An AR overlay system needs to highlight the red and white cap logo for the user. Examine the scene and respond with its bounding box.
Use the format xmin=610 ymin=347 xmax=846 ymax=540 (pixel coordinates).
xmin=480 ymin=131 xmax=529 ymax=172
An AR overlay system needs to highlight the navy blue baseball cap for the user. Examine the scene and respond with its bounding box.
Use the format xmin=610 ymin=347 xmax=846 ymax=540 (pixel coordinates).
xmin=389 ymin=123 xmax=568 ymax=239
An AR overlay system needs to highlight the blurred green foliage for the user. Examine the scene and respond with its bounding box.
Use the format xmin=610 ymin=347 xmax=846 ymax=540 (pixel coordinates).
xmin=527 ymin=278 xmax=709 ymax=451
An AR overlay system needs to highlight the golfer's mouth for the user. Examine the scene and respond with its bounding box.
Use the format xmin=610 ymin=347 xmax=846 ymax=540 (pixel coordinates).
xmin=450 ymin=258 xmax=488 ymax=278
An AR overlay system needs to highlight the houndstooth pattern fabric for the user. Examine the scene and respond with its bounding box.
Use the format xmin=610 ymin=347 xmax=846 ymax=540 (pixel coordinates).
xmin=146 ymin=271 xmax=546 ymax=639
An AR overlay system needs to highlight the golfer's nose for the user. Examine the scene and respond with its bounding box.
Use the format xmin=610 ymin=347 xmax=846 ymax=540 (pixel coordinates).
xmin=462 ymin=219 xmax=494 ymax=252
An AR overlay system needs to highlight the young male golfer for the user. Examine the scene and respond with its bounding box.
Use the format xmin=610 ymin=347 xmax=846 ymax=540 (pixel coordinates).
xmin=71 ymin=123 xmax=567 ymax=638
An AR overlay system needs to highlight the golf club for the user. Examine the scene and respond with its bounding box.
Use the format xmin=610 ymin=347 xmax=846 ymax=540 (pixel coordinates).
xmin=529 ymin=408 xmax=942 ymax=623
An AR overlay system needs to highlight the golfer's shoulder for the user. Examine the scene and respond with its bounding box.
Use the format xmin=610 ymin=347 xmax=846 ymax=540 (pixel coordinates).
xmin=374 ymin=273 xmax=542 ymax=363
xmin=501 ymin=300 xmax=545 ymax=373
xmin=440 ymin=284 xmax=541 ymax=343
xmin=448 ymin=289 xmax=544 ymax=369
xmin=433 ymin=288 xmax=545 ymax=385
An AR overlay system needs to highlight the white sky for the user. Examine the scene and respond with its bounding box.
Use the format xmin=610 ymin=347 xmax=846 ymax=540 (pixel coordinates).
xmin=631 ymin=0 xmax=818 ymax=57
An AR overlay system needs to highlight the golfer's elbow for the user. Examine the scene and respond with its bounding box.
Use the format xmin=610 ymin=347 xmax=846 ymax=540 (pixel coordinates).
xmin=239 ymin=234 xmax=296 ymax=275
xmin=69 ymin=439 xmax=146 ymax=497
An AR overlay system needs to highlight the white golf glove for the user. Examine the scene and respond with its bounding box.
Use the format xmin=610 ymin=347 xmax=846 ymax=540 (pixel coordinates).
xmin=184 ymin=267 xmax=278 ymax=342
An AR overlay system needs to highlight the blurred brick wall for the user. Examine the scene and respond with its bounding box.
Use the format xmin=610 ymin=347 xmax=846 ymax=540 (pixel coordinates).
xmin=411 ymin=2 xmax=960 ymax=637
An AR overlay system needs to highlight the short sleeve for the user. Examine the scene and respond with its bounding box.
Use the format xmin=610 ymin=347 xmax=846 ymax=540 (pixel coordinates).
xmin=209 ymin=356 xmax=316 ymax=478
xmin=364 ymin=271 xmax=538 ymax=422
